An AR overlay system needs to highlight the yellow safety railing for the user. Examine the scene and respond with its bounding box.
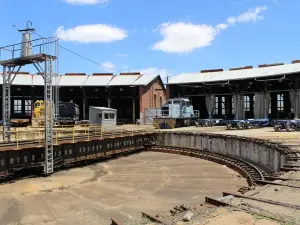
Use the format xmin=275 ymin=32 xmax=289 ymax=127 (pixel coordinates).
xmin=0 ymin=124 xmax=156 ymax=148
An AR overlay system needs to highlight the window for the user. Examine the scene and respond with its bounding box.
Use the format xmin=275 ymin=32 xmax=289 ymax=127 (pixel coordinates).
xmin=109 ymin=113 xmax=115 ymax=119
xmin=32 ymin=155 xmax=35 ymax=161
xmin=186 ymin=101 xmax=191 ymax=107
xmin=214 ymin=97 xmax=219 ymax=115
xmin=173 ymin=100 xmax=181 ymax=104
xmin=167 ymin=100 xmax=171 ymax=104
xmin=244 ymin=96 xmax=250 ymax=111
xmin=0 ymin=159 xmax=4 ymax=166
xmin=69 ymin=149 xmax=72 ymax=155
xmin=232 ymin=97 xmax=234 ymax=114
xmin=154 ymin=94 xmax=157 ymax=108
xmin=277 ymin=94 xmax=284 ymax=111
xmin=221 ymin=97 xmax=226 ymax=115
xmin=104 ymin=113 xmax=115 ymax=120
xmin=14 ymin=99 xmax=22 ymax=114
xmin=98 ymin=113 xmax=102 ymax=120
xmin=25 ymin=100 xmax=32 ymax=116
xmin=10 ymin=158 xmax=14 ymax=165
xmin=269 ymin=98 xmax=272 ymax=114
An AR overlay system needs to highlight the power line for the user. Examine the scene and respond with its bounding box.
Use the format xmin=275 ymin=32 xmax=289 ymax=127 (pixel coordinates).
xmin=28 ymin=29 xmax=120 ymax=73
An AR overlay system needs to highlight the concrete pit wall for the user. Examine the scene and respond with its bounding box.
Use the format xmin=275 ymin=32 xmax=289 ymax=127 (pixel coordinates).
xmin=157 ymin=132 xmax=288 ymax=173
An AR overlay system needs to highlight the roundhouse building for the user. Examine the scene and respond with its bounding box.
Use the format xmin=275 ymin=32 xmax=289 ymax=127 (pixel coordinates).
xmin=0 ymin=72 xmax=166 ymax=124
xmin=167 ymin=61 xmax=300 ymax=120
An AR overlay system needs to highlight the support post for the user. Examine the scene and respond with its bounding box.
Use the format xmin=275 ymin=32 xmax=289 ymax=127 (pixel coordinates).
xmin=108 ymin=98 xmax=111 ymax=108
xmin=44 ymin=56 xmax=54 ymax=174
xmin=133 ymin=98 xmax=136 ymax=124
xmin=82 ymin=88 xmax=86 ymax=120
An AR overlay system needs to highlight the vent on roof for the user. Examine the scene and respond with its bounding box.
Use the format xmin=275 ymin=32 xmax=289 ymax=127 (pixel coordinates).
xmin=201 ymin=69 xmax=223 ymax=73
xmin=120 ymin=72 xmax=140 ymax=75
xmin=258 ymin=62 xmax=284 ymax=68
xmin=92 ymin=73 xmax=113 ymax=76
xmin=229 ymin=66 xmax=253 ymax=71
xmin=65 ymin=73 xmax=86 ymax=76
xmin=292 ymin=60 xmax=300 ymax=64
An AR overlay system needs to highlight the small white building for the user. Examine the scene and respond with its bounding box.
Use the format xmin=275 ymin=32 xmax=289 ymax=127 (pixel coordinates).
xmin=89 ymin=106 xmax=117 ymax=130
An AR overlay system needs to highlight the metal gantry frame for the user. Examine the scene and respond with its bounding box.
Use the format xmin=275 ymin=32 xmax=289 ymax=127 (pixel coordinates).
xmin=0 ymin=23 xmax=59 ymax=174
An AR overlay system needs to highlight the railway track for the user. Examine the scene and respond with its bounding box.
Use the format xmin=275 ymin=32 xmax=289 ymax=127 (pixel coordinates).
xmin=148 ymin=145 xmax=267 ymax=187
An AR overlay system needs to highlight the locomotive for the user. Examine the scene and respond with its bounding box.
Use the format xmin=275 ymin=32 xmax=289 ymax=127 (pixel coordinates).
xmin=153 ymin=98 xmax=200 ymax=129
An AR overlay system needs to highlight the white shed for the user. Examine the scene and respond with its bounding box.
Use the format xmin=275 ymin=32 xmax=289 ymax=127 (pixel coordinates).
xmin=89 ymin=106 xmax=117 ymax=130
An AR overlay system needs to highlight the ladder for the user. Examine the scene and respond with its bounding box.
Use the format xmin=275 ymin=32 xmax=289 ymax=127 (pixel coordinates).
xmin=2 ymin=66 xmax=11 ymax=141
xmin=44 ymin=56 xmax=54 ymax=174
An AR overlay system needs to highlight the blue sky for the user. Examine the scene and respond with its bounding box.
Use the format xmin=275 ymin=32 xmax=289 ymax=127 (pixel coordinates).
xmin=0 ymin=0 xmax=299 ymax=81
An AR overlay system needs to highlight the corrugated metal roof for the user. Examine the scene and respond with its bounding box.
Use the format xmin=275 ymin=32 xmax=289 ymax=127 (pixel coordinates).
xmin=32 ymin=75 xmax=59 ymax=86
xmin=12 ymin=74 xmax=33 ymax=85
xmin=59 ymin=75 xmax=88 ymax=86
xmin=83 ymin=75 xmax=113 ymax=86
xmin=132 ymin=74 xmax=159 ymax=85
xmin=108 ymin=75 xmax=140 ymax=86
xmin=169 ymin=63 xmax=300 ymax=84
xmin=0 ymin=73 xmax=159 ymax=86
xmin=0 ymin=74 xmax=33 ymax=85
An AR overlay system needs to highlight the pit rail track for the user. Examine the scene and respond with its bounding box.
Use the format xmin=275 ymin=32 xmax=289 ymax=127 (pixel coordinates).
xmin=147 ymin=145 xmax=267 ymax=187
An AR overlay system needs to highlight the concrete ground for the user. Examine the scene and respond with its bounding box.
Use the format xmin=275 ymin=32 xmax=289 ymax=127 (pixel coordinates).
xmin=0 ymin=152 xmax=247 ymax=225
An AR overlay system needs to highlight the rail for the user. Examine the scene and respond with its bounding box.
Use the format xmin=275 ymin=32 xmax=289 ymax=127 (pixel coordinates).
xmin=0 ymin=124 xmax=156 ymax=150
xmin=148 ymin=145 xmax=267 ymax=187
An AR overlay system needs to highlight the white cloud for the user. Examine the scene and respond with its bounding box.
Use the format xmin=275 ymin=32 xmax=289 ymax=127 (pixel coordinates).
xmin=152 ymin=22 xmax=218 ymax=54
xmin=152 ymin=5 xmax=267 ymax=54
xmin=227 ymin=6 xmax=267 ymax=24
xmin=62 ymin=0 xmax=110 ymax=5
xmin=55 ymin=24 xmax=127 ymax=43
xmin=102 ymin=61 xmax=115 ymax=72
xmin=216 ymin=23 xmax=228 ymax=30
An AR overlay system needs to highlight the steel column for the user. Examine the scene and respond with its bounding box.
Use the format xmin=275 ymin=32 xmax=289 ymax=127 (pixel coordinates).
xmin=44 ymin=56 xmax=54 ymax=174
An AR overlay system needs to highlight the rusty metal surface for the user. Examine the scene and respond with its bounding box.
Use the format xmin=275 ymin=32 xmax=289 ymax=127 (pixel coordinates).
xmin=255 ymin=180 xmax=300 ymax=189
xmin=223 ymin=191 xmax=300 ymax=210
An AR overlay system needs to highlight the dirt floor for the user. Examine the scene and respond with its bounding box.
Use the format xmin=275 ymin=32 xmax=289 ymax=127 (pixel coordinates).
xmin=0 ymin=152 xmax=247 ymax=225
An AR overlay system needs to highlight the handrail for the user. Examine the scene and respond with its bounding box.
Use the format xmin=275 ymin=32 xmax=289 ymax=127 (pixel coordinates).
xmin=0 ymin=124 xmax=156 ymax=147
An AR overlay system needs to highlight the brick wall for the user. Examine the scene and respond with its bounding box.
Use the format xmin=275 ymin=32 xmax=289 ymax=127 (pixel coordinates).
xmin=139 ymin=77 xmax=166 ymax=122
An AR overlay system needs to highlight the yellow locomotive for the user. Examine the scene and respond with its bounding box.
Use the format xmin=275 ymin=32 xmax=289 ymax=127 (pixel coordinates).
xmin=32 ymin=100 xmax=54 ymax=127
